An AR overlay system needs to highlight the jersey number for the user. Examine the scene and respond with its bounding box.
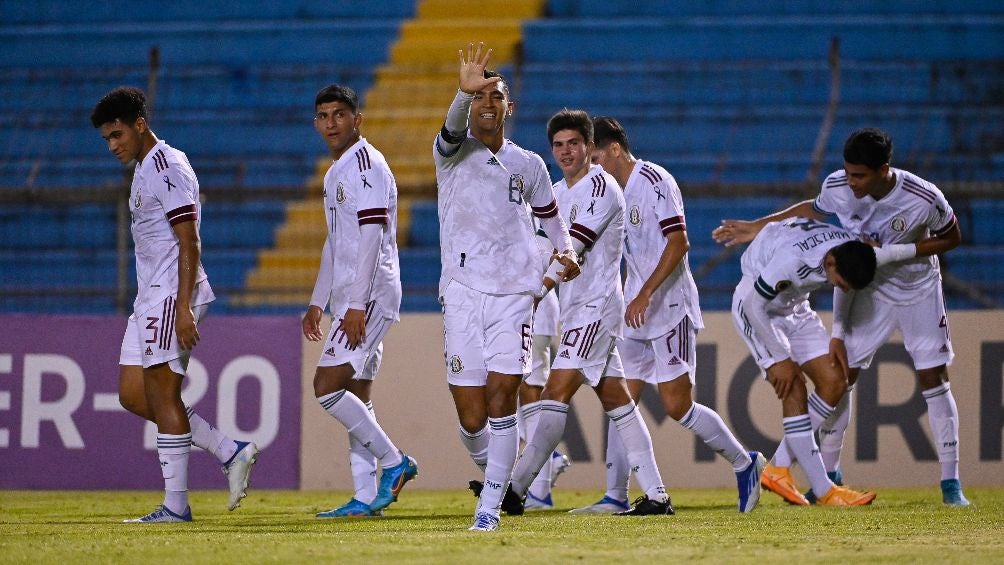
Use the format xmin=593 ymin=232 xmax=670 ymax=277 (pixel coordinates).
xmin=788 ymin=218 xmax=828 ymax=231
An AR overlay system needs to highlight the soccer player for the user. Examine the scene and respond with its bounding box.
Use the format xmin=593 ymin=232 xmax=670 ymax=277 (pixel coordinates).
xmin=92 ymin=87 xmax=259 ymax=523
xmin=587 ymin=116 xmax=766 ymax=513
xmin=732 ymin=217 xmax=880 ymax=506
xmin=509 ymin=109 xmax=673 ymax=517
xmin=713 ymin=128 xmax=969 ymax=506
xmin=519 ymin=223 xmax=572 ymax=511
xmin=302 ymin=84 xmax=417 ymax=518
xmin=435 ymin=43 xmax=580 ymax=531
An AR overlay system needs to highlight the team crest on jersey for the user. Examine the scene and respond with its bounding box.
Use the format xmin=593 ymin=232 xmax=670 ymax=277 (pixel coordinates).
xmin=133 ymin=190 xmax=143 ymax=209
xmin=335 ymin=182 xmax=346 ymax=204
xmin=570 ymin=204 xmax=579 ymax=223
xmin=509 ymin=174 xmax=525 ymax=195
xmin=775 ymin=280 xmax=792 ymax=292
xmin=449 ymin=355 xmax=464 ymax=373
xmin=890 ymin=216 xmax=906 ymax=232
xmin=629 ymin=205 xmax=641 ymax=226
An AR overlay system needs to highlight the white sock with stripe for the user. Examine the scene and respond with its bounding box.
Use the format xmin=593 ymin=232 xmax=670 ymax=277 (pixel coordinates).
xmin=459 ymin=423 xmax=489 ymax=471
xmin=783 ymin=415 xmax=832 ymax=497
xmin=608 ymin=402 xmax=668 ymax=503
xmin=477 ymin=415 xmax=519 ymax=515
xmin=318 ymin=390 xmax=402 ymax=468
xmin=923 ymin=382 xmax=961 ymax=481
xmin=186 ymin=405 xmax=237 ymax=464
xmin=349 ymin=401 xmax=378 ymax=504
xmin=522 ymin=401 xmax=554 ymax=500
xmin=511 ymin=400 xmax=567 ymax=497
xmin=679 ymin=403 xmax=751 ymax=472
xmin=604 ymin=420 xmax=630 ymax=502
xmin=819 ymin=385 xmax=852 ymax=474
xmin=158 ymin=432 xmax=191 ymax=515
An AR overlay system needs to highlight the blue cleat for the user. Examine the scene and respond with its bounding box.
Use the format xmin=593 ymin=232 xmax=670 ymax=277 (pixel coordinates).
xmin=370 ymin=454 xmax=418 ymax=511
xmin=736 ymin=451 xmax=766 ymax=513
xmin=525 ymin=491 xmax=553 ymax=511
xmin=805 ymin=469 xmax=843 ymax=505
xmin=123 ymin=505 xmax=192 ymax=523
xmin=316 ymin=497 xmax=382 ymax=518
xmin=568 ymin=495 xmax=631 ymax=514
xmin=941 ymin=479 xmax=971 ymax=507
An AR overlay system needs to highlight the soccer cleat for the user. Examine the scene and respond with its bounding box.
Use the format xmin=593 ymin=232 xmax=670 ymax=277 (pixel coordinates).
xmin=123 ymin=505 xmax=192 ymax=523
xmin=550 ymin=450 xmax=571 ymax=486
xmin=614 ymin=495 xmax=675 ymax=516
xmin=941 ymin=479 xmax=971 ymax=507
xmin=805 ymin=469 xmax=843 ymax=505
xmin=469 ymin=511 xmax=500 ymax=531
xmin=467 ymin=480 xmax=525 ymax=515
xmin=524 ymin=492 xmax=553 ymax=511
xmin=760 ymin=463 xmax=810 ymax=506
xmin=316 ymin=498 xmax=383 ymax=518
xmin=817 ymin=485 xmax=877 ymax=506
xmin=370 ymin=454 xmax=418 ymax=511
xmin=736 ymin=451 xmax=767 ymax=513
xmin=223 ymin=441 xmax=260 ymax=511
xmin=567 ymin=495 xmax=631 ymax=514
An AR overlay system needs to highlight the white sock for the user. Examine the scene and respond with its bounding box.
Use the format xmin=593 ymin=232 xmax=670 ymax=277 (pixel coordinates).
xmin=349 ymin=401 xmax=378 ymax=504
xmin=477 ymin=415 xmax=519 ymax=515
xmin=522 ymin=401 xmax=553 ymax=500
xmin=158 ymin=432 xmax=191 ymax=515
xmin=923 ymin=382 xmax=960 ymax=481
xmin=771 ymin=438 xmax=794 ymax=468
xmin=318 ymin=390 xmax=402 ymax=468
xmin=604 ymin=420 xmax=630 ymax=502
xmin=459 ymin=423 xmax=489 ymax=471
xmin=608 ymin=402 xmax=667 ymax=503
xmin=512 ymin=400 xmax=567 ymax=497
xmin=783 ymin=415 xmax=832 ymax=497
xmin=185 ymin=405 xmax=237 ymax=464
xmin=679 ymin=403 xmax=751 ymax=472
xmin=819 ymin=385 xmax=853 ymax=473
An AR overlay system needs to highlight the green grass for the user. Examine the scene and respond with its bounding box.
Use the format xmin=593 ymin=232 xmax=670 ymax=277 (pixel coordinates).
xmin=2 ymin=488 xmax=1003 ymax=564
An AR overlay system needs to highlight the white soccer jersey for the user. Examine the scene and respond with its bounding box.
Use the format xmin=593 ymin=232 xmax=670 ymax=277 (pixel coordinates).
xmin=319 ymin=138 xmax=402 ymax=319
xmin=129 ymin=140 xmax=213 ymax=313
xmin=740 ymin=217 xmax=856 ymax=315
xmin=434 ymin=135 xmax=559 ymax=298
xmin=622 ymin=160 xmax=703 ymax=339
xmin=814 ymin=167 xmax=957 ymax=305
xmin=554 ymin=164 xmax=626 ymax=332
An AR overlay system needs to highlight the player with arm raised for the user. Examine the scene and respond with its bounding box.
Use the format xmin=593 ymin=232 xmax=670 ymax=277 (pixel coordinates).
xmin=733 ymin=218 xmax=878 ymax=506
xmin=92 ymin=87 xmax=259 ymax=523
xmin=509 ymin=109 xmax=673 ymax=517
xmin=302 ymin=84 xmax=417 ymax=518
xmin=435 ymin=43 xmax=579 ymax=531
xmin=589 ymin=116 xmax=765 ymax=513
xmin=713 ymin=128 xmax=969 ymax=506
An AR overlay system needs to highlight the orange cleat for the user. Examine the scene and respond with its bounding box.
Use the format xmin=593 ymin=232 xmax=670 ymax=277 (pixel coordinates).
xmin=760 ymin=464 xmax=810 ymax=506
xmin=817 ymin=485 xmax=877 ymax=506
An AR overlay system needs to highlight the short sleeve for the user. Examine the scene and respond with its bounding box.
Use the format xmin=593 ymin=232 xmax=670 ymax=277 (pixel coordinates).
xmin=752 ymin=257 xmax=799 ymax=301
xmin=928 ymin=188 xmax=957 ymax=238
xmin=356 ymin=161 xmax=392 ymax=226
xmin=655 ymin=175 xmax=685 ymax=236
xmin=568 ymin=173 xmax=619 ymax=249
xmin=158 ymin=169 xmax=199 ymax=226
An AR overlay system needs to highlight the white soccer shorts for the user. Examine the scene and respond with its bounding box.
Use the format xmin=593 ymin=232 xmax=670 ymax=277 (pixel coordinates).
xmin=317 ymin=301 xmax=392 ymax=381
xmin=119 ymin=299 xmax=209 ymax=374
xmin=551 ymin=318 xmax=625 ymax=387
xmin=732 ymin=277 xmax=830 ymax=375
xmin=525 ymin=334 xmax=554 ymax=387
xmin=621 ymin=315 xmax=698 ymax=385
xmin=442 ymin=279 xmax=533 ymax=386
xmin=844 ymin=284 xmax=954 ymax=370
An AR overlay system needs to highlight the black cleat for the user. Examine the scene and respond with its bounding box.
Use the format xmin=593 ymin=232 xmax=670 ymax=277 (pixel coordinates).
xmin=467 ymin=480 xmax=525 ymax=516
xmin=614 ymin=495 xmax=675 ymax=516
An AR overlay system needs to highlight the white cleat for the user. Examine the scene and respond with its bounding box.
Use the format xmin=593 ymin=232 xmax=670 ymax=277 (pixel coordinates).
xmin=223 ymin=441 xmax=260 ymax=511
xmin=568 ymin=495 xmax=631 ymax=514
xmin=469 ymin=511 xmax=500 ymax=531
xmin=549 ymin=451 xmax=571 ymax=486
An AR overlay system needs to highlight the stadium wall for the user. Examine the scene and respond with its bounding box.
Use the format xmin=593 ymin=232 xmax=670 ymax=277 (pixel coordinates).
xmin=2 ymin=312 xmax=1002 ymax=490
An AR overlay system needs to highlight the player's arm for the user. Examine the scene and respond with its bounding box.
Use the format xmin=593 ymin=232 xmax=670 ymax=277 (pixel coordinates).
xmin=435 ymin=42 xmax=500 ymax=157
xmin=713 ymin=199 xmax=824 ymax=247
xmin=828 ymin=287 xmax=855 ymax=379
xmin=873 ymin=213 xmax=962 ymax=265
xmin=742 ymin=274 xmax=800 ymax=399
xmin=625 ymin=228 xmax=688 ymax=329
xmin=171 ymin=217 xmax=201 ymax=350
xmin=303 ymin=239 xmax=333 ymax=342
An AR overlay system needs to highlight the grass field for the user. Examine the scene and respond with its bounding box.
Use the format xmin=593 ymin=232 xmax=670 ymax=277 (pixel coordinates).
xmin=2 ymin=487 xmax=1003 ymax=564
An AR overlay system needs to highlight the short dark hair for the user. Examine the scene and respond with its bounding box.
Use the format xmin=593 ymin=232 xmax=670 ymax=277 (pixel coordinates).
xmin=547 ymin=108 xmax=593 ymax=145
xmin=830 ymin=241 xmax=877 ymax=290
xmin=314 ymin=84 xmax=359 ymax=113
xmin=90 ymin=86 xmax=147 ymax=128
xmin=843 ymin=128 xmax=893 ymax=170
xmin=592 ymin=116 xmax=631 ymax=153
xmin=484 ymin=69 xmax=509 ymax=97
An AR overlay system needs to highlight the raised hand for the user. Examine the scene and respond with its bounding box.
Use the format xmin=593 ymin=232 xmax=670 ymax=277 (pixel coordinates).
xmin=458 ymin=42 xmax=500 ymax=94
xmin=712 ymin=219 xmax=761 ymax=247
